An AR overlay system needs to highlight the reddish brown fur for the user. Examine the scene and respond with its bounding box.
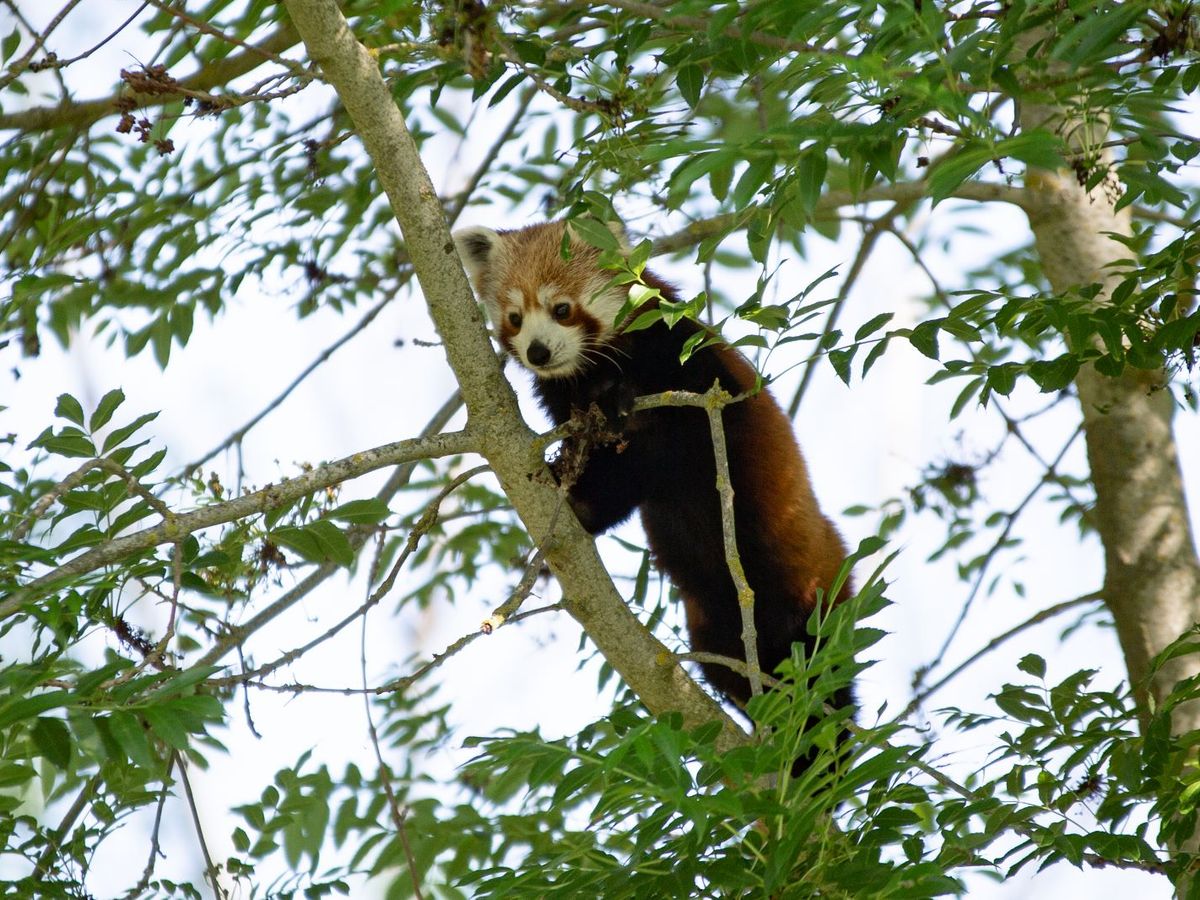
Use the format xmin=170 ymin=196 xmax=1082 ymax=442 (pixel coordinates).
xmin=455 ymin=221 xmax=853 ymax=736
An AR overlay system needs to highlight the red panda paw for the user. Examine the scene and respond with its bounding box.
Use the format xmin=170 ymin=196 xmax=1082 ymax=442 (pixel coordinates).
xmin=582 ymin=370 xmax=636 ymax=433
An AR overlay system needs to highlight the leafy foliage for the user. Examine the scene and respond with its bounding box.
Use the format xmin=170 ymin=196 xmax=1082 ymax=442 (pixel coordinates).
xmin=1 ymin=0 xmax=1198 ymax=897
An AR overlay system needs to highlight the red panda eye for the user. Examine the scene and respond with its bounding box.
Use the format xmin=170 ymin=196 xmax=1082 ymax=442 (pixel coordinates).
xmin=507 ymin=311 xmax=522 ymax=328
xmin=552 ymin=302 xmax=571 ymax=320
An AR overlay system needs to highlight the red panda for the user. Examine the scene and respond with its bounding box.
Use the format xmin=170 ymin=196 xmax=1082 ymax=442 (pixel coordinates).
xmin=453 ymin=219 xmax=852 ymax=733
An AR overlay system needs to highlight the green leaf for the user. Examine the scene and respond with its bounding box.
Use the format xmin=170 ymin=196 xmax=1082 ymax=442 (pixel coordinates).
xmin=999 ymin=131 xmax=1063 ymax=171
xmin=828 ymin=347 xmax=855 ymax=385
xmin=89 ymin=388 xmax=126 ymax=432
xmin=31 ymin=716 xmax=72 ymax=769
xmin=271 ymin=521 xmax=354 ymax=567
xmin=35 ymin=430 xmax=97 ymax=458
xmin=926 ymin=143 xmax=993 ymax=205
xmin=676 ymin=64 xmax=703 ymax=108
xmin=795 ymin=146 xmax=827 ymax=214
xmin=307 ymin=519 xmax=354 ymax=567
xmin=55 ymin=393 xmax=85 ymax=426
xmin=151 ymin=313 xmax=172 ymax=368
xmin=855 ymin=312 xmax=894 ymax=342
xmin=708 ymin=160 xmax=733 ymax=203
xmin=950 ymin=377 xmax=984 ymax=419
xmin=1027 ymin=355 xmax=1079 ymax=393
xmin=170 ymin=302 xmax=194 ymax=345
xmin=269 ymin=526 xmax=326 ymax=564
xmin=147 ymin=664 xmax=222 ymax=699
xmin=860 ymin=337 xmax=890 ymax=378
xmin=143 ymin=706 xmax=192 ymax=749
xmin=1051 ymin=3 xmax=1145 ymax=67
xmin=908 ymin=320 xmax=941 ymax=359
xmin=732 ymin=156 xmax=774 ymax=209
xmin=2 ymin=27 xmax=20 ymax=64
xmin=327 ymin=499 xmax=391 ymax=524
xmin=568 ymin=217 xmax=620 ymax=252
xmin=1017 ymin=654 xmax=1046 ymax=679
xmin=0 ymin=690 xmax=72 ymax=730
xmin=987 ymin=364 xmax=1018 ymax=397
xmin=102 ymin=411 xmax=159 ymax=454
xmin=0 ymin=764 xmax=36 ymax=788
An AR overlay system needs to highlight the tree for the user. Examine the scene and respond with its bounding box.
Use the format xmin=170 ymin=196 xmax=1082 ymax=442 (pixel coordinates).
xmin=2 ymin=0 xmax=1198 ymax=897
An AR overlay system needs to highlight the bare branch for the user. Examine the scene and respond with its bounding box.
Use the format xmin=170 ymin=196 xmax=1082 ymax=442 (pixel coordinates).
xmin=177 ymin=753 xmax=226 ymax=899
xmin=2 ymin=428 xmax=477 ymax=619
xmin=190 ymin=392 xmax=465 ymax=673
xmin=124 ymin=754 xmax=177 ymax=900
xmin=213 ymin=465 xmax=490 ymax=688
xmin=923 ymin=425 xmax=1085 ymax=673
xmin=900 ymin=591 xmax=1103 ymax=719
xmin=32 ymin=774 xmax=100 ymax=880
xmin=181 ymin=290 xmax=402 ymax=476
xmin=0 ymin=0 xmax=86 ymax=91
xmin=701 ymin=381 xmax=764 ymax=699
xmin=0 ymin=24 xmax=301 ymax=133
xmin=651 ymin=180 xmax=1031 ymax=257
xmin=787 ymin=201 xmax=907 ymax=417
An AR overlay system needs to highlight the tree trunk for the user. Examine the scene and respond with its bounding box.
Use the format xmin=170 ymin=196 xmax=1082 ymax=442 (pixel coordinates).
xmin=1023 ymin=167 xmax=1200 ymax=722
xmin=1019 ymin=95 xmax=1200 ymax=875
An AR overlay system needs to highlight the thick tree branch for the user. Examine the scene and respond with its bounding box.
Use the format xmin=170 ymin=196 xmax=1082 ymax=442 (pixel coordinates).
xmin=0 ymin=23 xmax=301 ymax=133
xmin=652 ymin=180 xmax=1030 ymax=257
xmin=281 ymin=0 xmax=746 ymax=749
xmin=2 ymin=429 xmax=475 ymax=618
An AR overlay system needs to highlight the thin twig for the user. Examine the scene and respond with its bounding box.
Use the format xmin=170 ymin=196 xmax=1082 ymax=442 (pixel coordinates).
xmin=788 ymin=202 xmax=905 ymax=417
xmin=0 ymin=0 xmax=85 ymax=91
xmin=187 ymin=393 xmax=465 ymax=679
xmin=124 ymin=753 xmax=177 ymax=899
xmin=924 ymin=424 xmax=1084 ymax=671
xmin=678 ymin=651 xmax=780 ymax=690
xmin=381 ymin=498 xmax=568 ymax=696
xmin=3 ymin=427 xmax=476 ymax=618
xmin=900 ymin=591 xmax=1103 ymax=719
xmin=0 ymin=24 xmax=301 ymax=133
xmin=31 ymin=774 xmax=100 ymax=879
xmin=360 ymin=583 xmax=425 ymax=899
xmin=140 ymin=0 xmax=302 ymax=72
xmin=860 ymin=719 xmax=1168 ymax=876
xmin=445 ymin=87 xmax=536 ymax=224
xmin=180 ymin=290 xmax=404 ymax=476
xmin=212 ymin=465 xmax=490 ymax=688
xmin=597 ymin=0 xmax=826 ymax=54
xmin=701 ymin=381 xmax=763 ymax=698
xmin=177 ymin=752 xmax=225 ymax=899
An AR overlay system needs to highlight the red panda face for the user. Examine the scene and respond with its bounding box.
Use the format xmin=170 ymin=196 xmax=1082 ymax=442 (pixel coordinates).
xmin=453 ymin=221 xmax=629 ymax=379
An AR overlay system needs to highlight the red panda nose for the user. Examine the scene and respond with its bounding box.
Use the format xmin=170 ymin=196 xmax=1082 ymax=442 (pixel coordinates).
xmin=527 ymin=341 xmax=552 ymax=367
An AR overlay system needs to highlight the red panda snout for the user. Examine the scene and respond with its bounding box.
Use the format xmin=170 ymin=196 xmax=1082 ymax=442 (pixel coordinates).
xmin=507 ymin=304 xmax=592 ymax=378
xmin=526 ymin=340 xmax=552 ymax=367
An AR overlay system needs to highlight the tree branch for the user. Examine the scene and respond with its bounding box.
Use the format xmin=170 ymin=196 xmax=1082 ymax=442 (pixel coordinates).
xmin=651 ymin=180 xmax=1031 ymax=257
xmin=2 ymin=428 xmax=475 ymax=619
xmin=702 ymin=382 xmax=763 ymax=699
xmin=0 ymin=23 xmax=301 ymax=133
xmin=281 ymin=0 xmax=747 ymax=749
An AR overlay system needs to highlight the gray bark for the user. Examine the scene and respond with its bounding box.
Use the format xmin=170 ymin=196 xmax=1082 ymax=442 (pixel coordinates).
xmin=280 ymin=0 xmax=746 ymax=750
xmin=1018 ymin=130 xmax=1200 ymax=739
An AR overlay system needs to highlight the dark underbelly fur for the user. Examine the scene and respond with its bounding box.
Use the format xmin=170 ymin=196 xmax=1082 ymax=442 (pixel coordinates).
xmin=536 ymin=310 xmax=854 ymax=773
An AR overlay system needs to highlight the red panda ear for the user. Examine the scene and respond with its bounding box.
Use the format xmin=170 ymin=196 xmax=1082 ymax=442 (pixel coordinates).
xmin=452 ymin=226 xmax=499 ymax=285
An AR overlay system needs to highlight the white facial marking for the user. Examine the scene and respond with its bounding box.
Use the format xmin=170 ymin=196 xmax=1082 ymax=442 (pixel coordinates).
xmin=511 ymin=306 xmax=582 ymax=377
